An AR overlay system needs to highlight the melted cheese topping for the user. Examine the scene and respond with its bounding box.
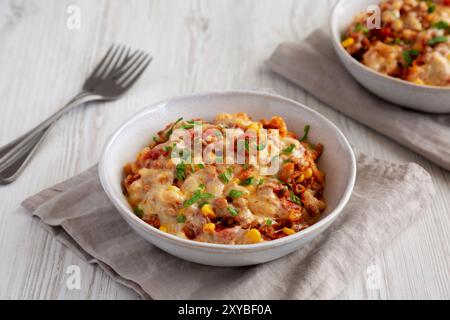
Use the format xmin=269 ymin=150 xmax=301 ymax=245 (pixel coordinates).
xmin=123 ymin=113 xmax=326 ymax=245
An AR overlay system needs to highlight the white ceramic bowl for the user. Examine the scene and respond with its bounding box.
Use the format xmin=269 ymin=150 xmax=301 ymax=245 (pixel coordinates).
xmin=330 ymin=0 xmax=450 ymax=114
xmin=99 ymin=91 xmax=356 ymax=266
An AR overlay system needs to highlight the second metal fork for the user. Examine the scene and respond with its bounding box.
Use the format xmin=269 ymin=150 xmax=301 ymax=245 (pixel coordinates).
xmin=0 ymin=45 xmax=152 ymax=185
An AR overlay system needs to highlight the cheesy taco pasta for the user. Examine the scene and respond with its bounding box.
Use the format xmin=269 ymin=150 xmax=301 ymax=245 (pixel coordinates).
xmin=123 ymin=113 xmax=326 ymax=245
xmin=342 ymin=0 xmax=450 ymax=86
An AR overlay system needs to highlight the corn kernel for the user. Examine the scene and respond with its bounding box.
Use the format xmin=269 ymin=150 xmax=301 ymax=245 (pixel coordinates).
xmin=231 ymin=178 xmax=241 ymax=185
xmin=297 ymin=174 xmax=305 ymax=183
xmin=245 ymin=229 xmax=262 ymax=243
xmin=392 ymin=19 xmax=403 ymax=32
xmin=414 ymin=79 xmax=425 ymax=85
xmin=167 ymin=186 xmax=182 ymax=193
xmin=245 ymin=185 xmax=256 ymax=194
xmin=304 ymin=168 xmax=313 ymax=179
xmin=159 ymin=226 xmax=168 ymax=233
xmin=201 ymin=204 xmax=216 ymax=218
xmin=282 ymin=227 xmax=295 ymax=236
xmin=341 ymin=37 xmax=355 ymax=48
xmin=203 ymin=223 xmax=215 ymax=233
xmin=248 ymin=122 xmax=261 ymax=133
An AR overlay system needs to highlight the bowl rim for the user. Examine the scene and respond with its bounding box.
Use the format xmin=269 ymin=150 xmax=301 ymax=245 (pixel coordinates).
xmin=99 ymin=90 xmax=357 ymax=253
xmin=330 ymin=0 xmax=450 ymax=92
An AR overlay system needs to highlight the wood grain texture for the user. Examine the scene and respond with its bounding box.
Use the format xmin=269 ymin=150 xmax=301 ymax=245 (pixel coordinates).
xmin=0 ymin=0 xmax=448 ymax=300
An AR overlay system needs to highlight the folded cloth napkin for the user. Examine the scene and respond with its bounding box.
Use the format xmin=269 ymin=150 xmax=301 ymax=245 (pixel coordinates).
xmin=21 ymin=151 xmax=434 ymax=300
xmin=266 ymin=30 xmax=450 ymax=171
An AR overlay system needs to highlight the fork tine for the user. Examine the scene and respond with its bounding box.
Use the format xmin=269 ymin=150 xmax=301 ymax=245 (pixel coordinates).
xmin=109 ymin=45 xmax=127 ymax=74
xmin=97 ymin=45 xmax=122 ymax=78
xmin=112 ymin=50 xmax=146 ymax=80
xmin=117 ymin=53 xmax=149 ymax=85
xmin=90 ymin=45 xmax=116 ymax=78
xmin=121 ymin=56 xmax=152 ymax=89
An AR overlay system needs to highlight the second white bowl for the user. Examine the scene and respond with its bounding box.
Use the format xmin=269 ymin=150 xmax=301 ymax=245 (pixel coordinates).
xmin=330 ymin=0 xmax=450 ymax=114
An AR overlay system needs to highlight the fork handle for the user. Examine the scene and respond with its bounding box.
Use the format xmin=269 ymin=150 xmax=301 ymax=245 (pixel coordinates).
xmin=0 ymin=92 xmax=100 ymax=184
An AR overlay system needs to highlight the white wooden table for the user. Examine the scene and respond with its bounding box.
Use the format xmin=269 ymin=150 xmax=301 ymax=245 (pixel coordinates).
xmin=0 ymin=0 xmax=449 ymax=300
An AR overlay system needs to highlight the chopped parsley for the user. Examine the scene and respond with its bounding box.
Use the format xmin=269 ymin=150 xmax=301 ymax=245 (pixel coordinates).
xmin=227 ymin=206 xmax=239 ymax=217
xmin=256 ymin=143 xmax=266 ymax=151
xmin=433 ymin=21 xmax=449 ymax=30
xmin=402 ymin=49 xmax=420 ymax=67
xmin=244 ymin=139 xmax=250 ymax=151
xmin=300 ymin=124 xmax=311 ymax=142
xmin=198 ymin=163 xmax=205 ymax=169
xmin=266 ymin=219 xmax=273 ymax=227
xmin=133 ymin=207 xmax=144 ymax=218
xmin=240 ymin=177 xmax=255 ymax=186
xmin=176 ymin=162 xmax=186 ymax=181
xmin=282 ymin=144 xmax=296 ymax=155
xmin=427 ymin=36 xmax=448 ymax=46
xmin=290 ymin=192 xmax=302 ymax=206
xmin=219 ymin=168 xmax=233 ymax=183
xmin=181 ymin=120 xmax=201 ymax=130
xmin=427 ymin=1 xmax=436 ymax=13
xmin=166 ymin=117 xmax=183 ymax=139
xmin=176 ymin=214 xmax=186 ymax=223
xmin=228 ymin=189 xmax=245 ymax=198
xmin=183 ymin=189 xmax=215 ymax=208
xmin=354 ymin=23 xmax=369 ymax=34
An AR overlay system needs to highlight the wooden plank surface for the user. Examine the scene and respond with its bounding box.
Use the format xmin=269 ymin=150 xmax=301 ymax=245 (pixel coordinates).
xmin=0 ymin=0 xmax=448 ymax=299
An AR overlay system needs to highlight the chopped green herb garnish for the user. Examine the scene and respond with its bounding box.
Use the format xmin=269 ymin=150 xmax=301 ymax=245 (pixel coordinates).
xmin=256 ymin=143 xmax=266 ymax=151
xmin=290 ymin=192 xmax=302 ymax=205
xmin=240 ymin=177 xmax=255 ymax=186
xmin=433 ymin=21 xmax=449 ymax=30
xmin=402 ymin=49 xmax=420 ymax=67
xmin=166 ymin=117 xmax=183 ymax=139
xmin=183 ymin=189 xmax=215 ymax=207
xmin=219 ymin=168 xmax=233 ymax=183
xmin=227 ymin=206 xmax=239 ymax=217
xmin=176 ymin=214 xmax=186 ymax=223
xmin=133 ymin=207 xmax=144 ymax=218
xmin=198 ymin=163 xmax=205 ymax=169
xmin=428 ymin=36 xmax=448 ymax=46
xmin=282 ymin=144 xmax=296 ymax=155
xmin=244 ymin=140 xmax=250 ymax=151
xmin=152 ymin=136 xmax=158 ymax=142
xmin=176 ymin=162 xmax=186 ymax=181
xmin=163 ymin=145 xmax=172 ymax=152
xmin=183 ymin=191 xmax=201 ymax=208
xmin=428 ymin=1 xmax=436 ymax=13
xmin=181 ymin=120 xmax=201 ymax=130
xmin=266 ymin=219 xmax=273 ymax=227
xmin=228 ymin=189 xmax=245 ymax=198
xmin=300 ymin=124 xmax=311 ymax=142
xmin=258 ymin=178 xmax=265 ymax=186
xmin=199 ymin=202 xmax=208 ymax=208
xmin=354 ymin=23 xmax=369 ymax=34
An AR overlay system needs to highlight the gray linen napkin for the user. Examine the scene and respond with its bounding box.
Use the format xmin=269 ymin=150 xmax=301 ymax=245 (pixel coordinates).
xmin=21 ymin=151 xmax=435 ymax=299
xmin=266 ymin=30 xmax=450 ymax=171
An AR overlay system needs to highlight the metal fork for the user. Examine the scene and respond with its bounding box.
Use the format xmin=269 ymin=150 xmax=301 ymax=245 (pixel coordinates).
xmin=0 ymin=45 xmax=152 ymax=185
